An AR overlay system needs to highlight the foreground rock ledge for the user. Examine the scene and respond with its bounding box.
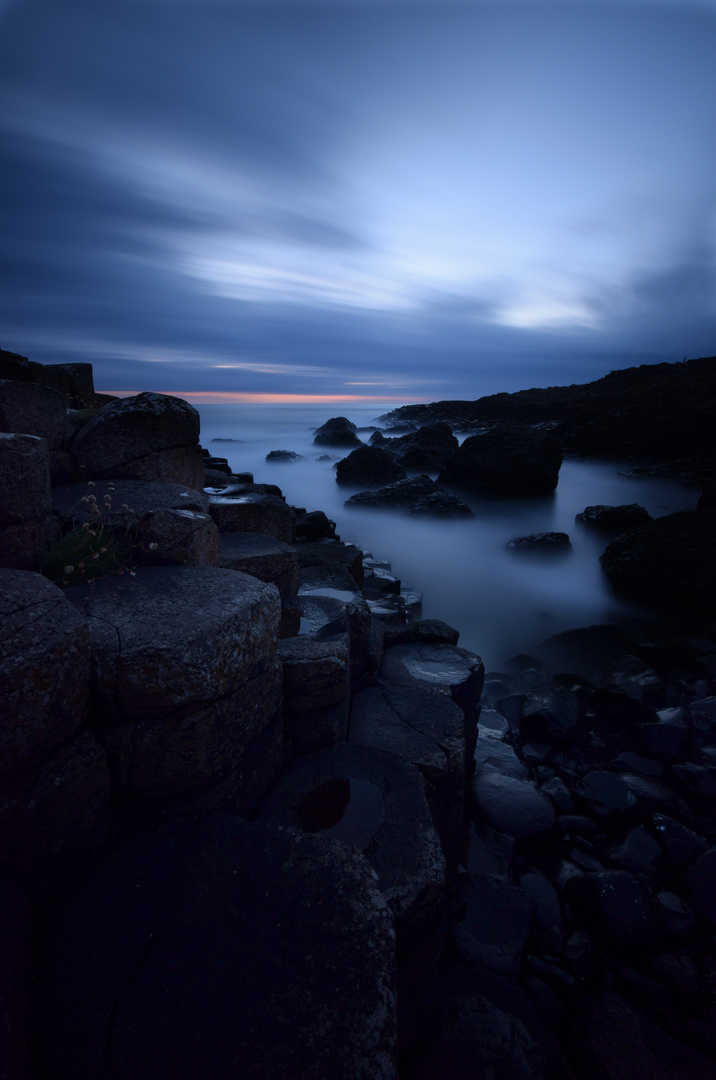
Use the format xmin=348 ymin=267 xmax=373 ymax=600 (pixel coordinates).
xmin=38 ymin=815 xmax=397 ymax=1080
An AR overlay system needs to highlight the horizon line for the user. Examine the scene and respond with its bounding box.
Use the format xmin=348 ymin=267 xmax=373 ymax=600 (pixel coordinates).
xmin=96 ymin=390 xmax=429 ymax=405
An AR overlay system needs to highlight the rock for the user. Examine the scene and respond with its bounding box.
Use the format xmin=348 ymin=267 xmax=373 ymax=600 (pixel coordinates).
xmin=255 ymin=744 xmax=445 ymax=953
xmin=0 ymin=570 xmax=90 ymax=781
xmin=138 ymin=509 xmax=220 ymax=566
xmin=380 ymin=642 xmax=484 ymax=740
xmin=638 ymin=721 xmax=690 ymax=762
xmin=0 ymin=732 xmax=111 ymax=895
xmin=575 ymin=503 xmax=652 ymax=532
xmin=404 ymin=492 xmax=474 ymax=517
xmin=608 ymin=825 xmax=664 ymax=878
xmin=389 ymin=422 xmax=459 ymax=471
xmin=53 ymin=478 xmax=211 ymax=525
xmin=670 ymin=762 xmax=716 ymax=806
xmin=564 ymin=871 xmax=660 ymax=951
xmin=619 ymin=772 xmax=693 ymax=822
xmin=466 ymin=823 xmax=516 ymax=883
xmin=266 ymin=449 xmax=304 ymax=461
xmin=681 ymin=848 xmax=716 ymax=928
xmin=208 ymin=492 xmax=293 ymax=544
xmin=655 ymin=891 xmax=697 ymax=942
xmin=0 ymin=380 xmax=67 ymax=449
xmin=293 ymin=508 xmax=337 ymax=542
xmin=471 ymin=773 xmax=555 ymax=840
xmin=584 ymin=991 xmax=716 ymax=1080
xmin=518 ymin=870 xmax=562 ymax=932
xmin=0 ymin=874 xmax=31 ymax=1080
xmin=38 ymin=815 xmax=397 ymax=1080
xmin=0 ymin=513 xmax=60 ymax=573
xmin=453 ymin=872 xmax=535 ymax=976
xmin=541 ymin=776 xmax=573 ymax=812
xmin=0 ymin=434 xmax=52 ymax=526
xmin=381 ymin=618 xmax=460 ymax=649
xmin=438 ymin=423 xmax=563 ymax=496
xmin=575 ymin=771 xmax=637 ymax=822
xmin=600 ymin=510 xmax=716 ymax=616
xmin=313 ymin=416 xmax=362 ymax=448
xmin=219 ymin=531 xmax=299 ymax=599
xmin=474 ymin=728 xmax=529 ymax=780
xmin=278 ymin=635 xmax=350 ymax=752
xmin=519 ymin=689 xmax=585 ymax=744
xmin=65 ymin=567 xmax=283 ymax=817
xmin=69 ymin=566 xmax=279 ymax=722
xmin=409 ymin=965 xmax=557 ymax=1080
xmin=506 ymin=532 xmax=572 ymax=554
xmin=335 ymin=445 xmax=406 ymax=487
xmin=652 ymin=814 xmax=709 ymax=868
xmin=603 ymin=654 xmax=665 ymax=707
xmin=345 ymin=474 xmax=439 ymax=509
xmin=296 ymin=540 xmax=364 ymax=588
xmin=71 ymin=392 xmax=203 ymax=487
xmin=350 ymin=682 xmax=466 ymax=883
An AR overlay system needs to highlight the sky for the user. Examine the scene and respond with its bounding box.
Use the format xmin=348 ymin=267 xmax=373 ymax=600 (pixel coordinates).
xmin=1 ymin=0 xmax=715 ymax=404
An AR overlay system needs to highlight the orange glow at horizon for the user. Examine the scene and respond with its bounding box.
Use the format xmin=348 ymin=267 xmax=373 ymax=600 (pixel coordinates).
xmin=97 ymin=390 xmax=429 ymax=404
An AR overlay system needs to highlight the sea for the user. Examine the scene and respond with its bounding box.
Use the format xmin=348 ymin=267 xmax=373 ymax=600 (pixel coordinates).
xmin=197 ymin=402 xmax=700 ymax=674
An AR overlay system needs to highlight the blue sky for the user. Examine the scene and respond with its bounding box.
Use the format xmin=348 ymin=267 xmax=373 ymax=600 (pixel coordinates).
xmin=1 ymin=0 xmax=715 ymax=402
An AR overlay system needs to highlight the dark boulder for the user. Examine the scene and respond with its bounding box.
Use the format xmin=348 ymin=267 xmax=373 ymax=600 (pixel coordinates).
xmin=405 ymin=492 xmax=473 ymax=517
xmin=71 ymin=392 xmax=203 ymax=487
xmin=335 ymin=445 xmax=406 ymax=487
xmin=564 ymin=870 xmax=660 ymax=951
xmin=345 ymin=474 xmax=440 ymax=510
xmin=600 ymin=510 xmax=716 ymax=616
xmin=576 ymin=503 xmax=652 ymax=532
xmin=292 ymin=508 xmax=338 ymax=542
xmin=313 ymin=417 xmax=362 ymax=448
xmin=266 ymin=449 xmax=304 ymax=461
xmin=506 ymin=532 xmax=571 ymax=554
xmin=438 ymin=423 xmax=563 ymax=496
xmin=390 ymin=422 xmax=459 ymax=471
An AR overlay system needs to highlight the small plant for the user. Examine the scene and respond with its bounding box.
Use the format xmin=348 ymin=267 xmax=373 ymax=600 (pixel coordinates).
xmin=39 ymin=482 xmax=137 ymax=586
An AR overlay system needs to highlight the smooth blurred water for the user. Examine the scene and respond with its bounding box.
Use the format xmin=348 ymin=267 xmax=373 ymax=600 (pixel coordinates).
xmin=197 ymin=404 xmax=699 ymax=672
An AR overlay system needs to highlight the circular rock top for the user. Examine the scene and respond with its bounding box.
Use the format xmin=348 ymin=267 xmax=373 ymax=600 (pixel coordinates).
xmin=39 ymin=814 xmax=397 ymax=1080
xmin=72 ymin=392 xmax=200 ymax=475
xmin=255 ymin=743 xmax=445 ymax=941
xmin=66 ymin=565 xmax=280 ymax=722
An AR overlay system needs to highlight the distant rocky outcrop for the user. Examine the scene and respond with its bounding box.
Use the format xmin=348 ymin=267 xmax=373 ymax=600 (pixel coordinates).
xmin=379 ymin=355 xmax=716 ymax=465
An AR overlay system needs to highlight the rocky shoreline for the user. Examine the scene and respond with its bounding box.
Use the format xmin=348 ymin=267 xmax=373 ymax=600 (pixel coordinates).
xmin=1 ymin=347 xmax=716 ymax=1079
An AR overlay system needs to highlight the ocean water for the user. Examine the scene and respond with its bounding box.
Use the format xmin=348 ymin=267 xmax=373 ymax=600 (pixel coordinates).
xmin=197 ymin=403 xmax=700 ymax=672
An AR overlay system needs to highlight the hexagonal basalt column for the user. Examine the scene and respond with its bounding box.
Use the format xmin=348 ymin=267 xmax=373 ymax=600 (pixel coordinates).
xmin=67 ymin=566 xmax=283 ymax=819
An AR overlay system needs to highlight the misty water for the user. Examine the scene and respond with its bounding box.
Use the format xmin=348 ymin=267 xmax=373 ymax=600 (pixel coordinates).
xmin=198 ymin=403 xmax=700 ymax=673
